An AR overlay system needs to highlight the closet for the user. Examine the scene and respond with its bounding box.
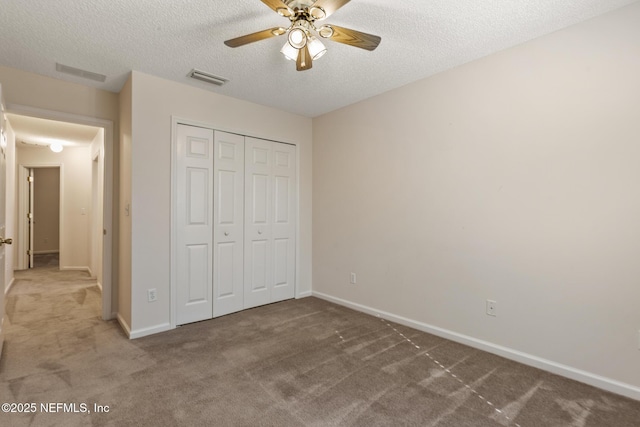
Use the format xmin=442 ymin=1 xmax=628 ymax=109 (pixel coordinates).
xmin=175 ymin=124 xmax=297 ymax=325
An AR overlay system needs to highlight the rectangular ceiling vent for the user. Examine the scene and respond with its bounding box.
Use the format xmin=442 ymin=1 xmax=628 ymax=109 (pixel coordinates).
xmin=55 ymin=63 xmax=107 ymax=82
xmin=188 ymin=69 xmax=228 ymax=86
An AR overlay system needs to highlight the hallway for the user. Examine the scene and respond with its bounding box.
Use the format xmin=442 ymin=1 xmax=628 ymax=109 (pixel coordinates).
xmin=0 ymin=265 xmax=124 ymax=426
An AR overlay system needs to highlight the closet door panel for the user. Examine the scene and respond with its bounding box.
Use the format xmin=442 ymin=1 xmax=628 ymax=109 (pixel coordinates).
xmin=244 ymin=137 xmax=272 ymax=309
xmin=271 ymin=142 xmax=296 ymax=302
xmin=213 ymin=131 xmax=245 ymax=317
xmin=176 ymin=125 xmax=214 ymax=325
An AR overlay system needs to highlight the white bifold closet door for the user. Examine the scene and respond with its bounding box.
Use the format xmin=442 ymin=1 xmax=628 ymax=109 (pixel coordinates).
xmin=244 ymin=138 xmax=296 ymax=309
xmin=176 ymin=125 xmax=214 ymax=325
xmin=176 ymin=125 xmax=296 ymax=325
xmin=213 ymin=131 xmax=245 ymax=316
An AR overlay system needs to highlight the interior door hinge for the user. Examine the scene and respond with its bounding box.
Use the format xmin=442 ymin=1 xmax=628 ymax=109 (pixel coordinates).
xmin=28 ymin=176 xmax=34 ymax=182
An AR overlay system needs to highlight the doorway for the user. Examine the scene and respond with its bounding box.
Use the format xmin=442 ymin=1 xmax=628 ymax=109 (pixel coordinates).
xmin=15 ymin=136 xmax=102 ymax=276
xmin=7 ymin=107 xmax=114 ymax=321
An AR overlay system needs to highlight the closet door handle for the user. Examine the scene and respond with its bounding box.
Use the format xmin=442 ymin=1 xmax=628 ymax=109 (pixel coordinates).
xmin=224 ymin=231 xmax=229 ymax=236
xmin=257 ymin=230 xmax=262 ymax=235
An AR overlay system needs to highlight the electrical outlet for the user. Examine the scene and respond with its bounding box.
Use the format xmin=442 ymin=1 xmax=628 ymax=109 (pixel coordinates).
xmin=147 ymin=288 xmax=157 ymax=302
xmin=486 ymin=300 xmax=497 ymax=317
xmin=350 ymin=272 xmax=357 ymax=284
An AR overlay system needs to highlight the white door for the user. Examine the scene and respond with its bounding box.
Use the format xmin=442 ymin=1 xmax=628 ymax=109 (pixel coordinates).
xmin=213 ymin=131 xmax=244 ymax=316
xmin=28 ymin=168 xmax=34 ymax=268
xmin=244 ymin=138 xmax=297 ymax=309
xmin=174 ymin=126 xmax=298 ymax=324
xmin=270 ymin=142 xmax=296 ymax=302
xmin=244 ymin=138 xmax=273 ymax=308
xmin=0 ymin=86 xmax=9 ymax=358
xmin=176 ymin=124 xmax=214 ymax=325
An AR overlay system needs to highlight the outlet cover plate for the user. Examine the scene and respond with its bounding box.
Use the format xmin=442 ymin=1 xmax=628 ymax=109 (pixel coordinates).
xmin=486 ymin=300 xmax=497 ymax=317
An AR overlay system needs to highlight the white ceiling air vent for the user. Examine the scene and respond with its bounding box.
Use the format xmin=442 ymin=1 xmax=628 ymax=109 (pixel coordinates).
xmin=55 ymin=63 xmax=107 ymax=82
xmin=188 ymin=69 xmax=228 ymax=86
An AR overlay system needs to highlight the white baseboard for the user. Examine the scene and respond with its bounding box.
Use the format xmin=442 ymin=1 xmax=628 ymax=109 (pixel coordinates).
xmin=5 ymin=277 xmax=15 ymax=295
xmin=115 ymin=315 xmax=175 ymax=339
xmin=129 ymin=322 xmax=172 ymax=340
xmin=116 ymin=313 xmax=131 ymax=337
xmin=296 ymin=290 xmax=312 ymax=299
xmin=312 ymin=291 xmax=640 ymax=401
xmin=60 ymin=266 xmax=91 ymax=273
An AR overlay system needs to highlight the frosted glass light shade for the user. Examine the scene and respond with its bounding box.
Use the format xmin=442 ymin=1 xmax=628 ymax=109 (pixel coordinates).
xmin=307 ymin=37 xmax=327 ymax=60
xmin=280 ymin=42 xmax=299 ymax=61
xmin=288 ymin=28 xmax=307 ymax=49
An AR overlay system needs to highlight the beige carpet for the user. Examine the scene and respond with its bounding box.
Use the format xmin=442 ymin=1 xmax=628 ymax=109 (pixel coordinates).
xmin=32 ymin=253 xmax=60 ymax=269
xmin=1 ymin=266 xmax=639 ymax=426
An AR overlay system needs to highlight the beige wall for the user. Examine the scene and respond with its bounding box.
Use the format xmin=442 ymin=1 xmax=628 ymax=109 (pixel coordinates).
xmin=0 ymin=66 xmax=119 ymax=123
xmin=17 ymin=146 xmax=92 ymax=269
xmin=118 ymin=75 xmax=132 ymax=329
xmin=90 ymin=129 xmax=105 ymax=285
xmin=313 ymin=3 xmax=640 ymax=397
xmin=126 ymin=71 xmax=312 ymax=335
xmin=33 ymin=167 xmax=60 ymax=253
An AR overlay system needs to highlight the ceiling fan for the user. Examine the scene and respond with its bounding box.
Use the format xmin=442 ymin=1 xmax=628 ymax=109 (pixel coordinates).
xmin=224 ymin=0 xmax=381 ymax=71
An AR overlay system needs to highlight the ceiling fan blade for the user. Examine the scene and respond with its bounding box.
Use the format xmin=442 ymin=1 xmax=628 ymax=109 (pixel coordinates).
xmin=224 ymin=27 xmax=286 ymax=48
xmin=310 ymin=0 xmax=350 ymax=19
xmin=261 ymin=0 xmax=293 ymax=17
xmin=296 ymin=45 xmax=313 ymax=71
xmin=326 ymin=25 xmax=381 ymax=51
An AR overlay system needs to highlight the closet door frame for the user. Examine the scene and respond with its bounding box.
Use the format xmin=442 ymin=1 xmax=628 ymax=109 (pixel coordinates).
xmin=170 ymin=117 xmax=301 ymax=330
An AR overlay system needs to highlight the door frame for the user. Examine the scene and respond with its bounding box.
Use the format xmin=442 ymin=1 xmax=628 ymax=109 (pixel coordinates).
xmin=8 ymin=104 xmax=115 ymax=321
xmin=170 ymin=116 xmax=301 ymax=330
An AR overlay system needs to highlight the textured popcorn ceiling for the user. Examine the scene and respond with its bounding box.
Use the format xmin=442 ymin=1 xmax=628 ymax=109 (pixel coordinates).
xmin=0 ymin=0 xmax=638 ymax=117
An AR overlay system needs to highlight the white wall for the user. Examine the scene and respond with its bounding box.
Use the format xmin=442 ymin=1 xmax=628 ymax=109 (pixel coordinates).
xmin=17 ymin=146 xmax=92 ymax=270
xmin=313 ymin=3 xmax=640 ymax=398
xmin=124 ymin=71 xmax=312 ymax=336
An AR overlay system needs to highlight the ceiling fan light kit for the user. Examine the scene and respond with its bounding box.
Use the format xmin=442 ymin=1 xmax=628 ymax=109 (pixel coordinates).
xmin=224 ymin=0 xmax=381 ymax=71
